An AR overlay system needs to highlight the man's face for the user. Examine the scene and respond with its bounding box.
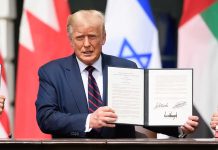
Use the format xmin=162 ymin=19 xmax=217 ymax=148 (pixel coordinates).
xmin=70 ymin=18 xmax=106 ymax=65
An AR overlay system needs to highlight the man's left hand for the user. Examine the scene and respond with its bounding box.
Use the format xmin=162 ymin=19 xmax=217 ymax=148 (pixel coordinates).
xmin=180 ymin=116 xmax=199 ymax=135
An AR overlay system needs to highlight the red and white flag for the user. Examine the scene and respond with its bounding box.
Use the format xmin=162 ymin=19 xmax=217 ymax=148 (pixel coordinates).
xmin=0 ymin=53 xmax=10 ymax=138
xmin=15 ymin=0 xmax=72 ymax=138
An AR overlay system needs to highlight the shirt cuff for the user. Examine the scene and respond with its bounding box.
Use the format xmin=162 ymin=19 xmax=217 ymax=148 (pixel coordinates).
xmin=178 ymin=127 xmax=187 ymax=138
xmin=85 ymin=114 xmax=92 ymax=132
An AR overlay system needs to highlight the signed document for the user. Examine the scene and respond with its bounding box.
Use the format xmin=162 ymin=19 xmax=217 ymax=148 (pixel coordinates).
xmin=107 ymin=67 xmax=193 ymax=126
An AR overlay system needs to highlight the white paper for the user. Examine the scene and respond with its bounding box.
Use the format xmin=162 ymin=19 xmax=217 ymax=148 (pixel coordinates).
xmin=148 ymin=69 xmax=192 ymax=126
xmin=107 ymin=67 xmax=144 ymax=125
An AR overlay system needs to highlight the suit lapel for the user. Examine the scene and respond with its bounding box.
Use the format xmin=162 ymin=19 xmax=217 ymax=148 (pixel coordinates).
xmin=64 ymin=55 xmax=88 ymax=113
xmin=102 ymin=54 xmax=109 ymax=106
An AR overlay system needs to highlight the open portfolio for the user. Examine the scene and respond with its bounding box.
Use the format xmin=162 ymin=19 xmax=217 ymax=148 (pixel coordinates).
xmin=107 ymin=67 xmax=193 ymax=126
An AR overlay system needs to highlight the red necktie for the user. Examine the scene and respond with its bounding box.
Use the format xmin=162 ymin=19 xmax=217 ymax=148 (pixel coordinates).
xmin=86 ymin=66 xmax=103 ymax=113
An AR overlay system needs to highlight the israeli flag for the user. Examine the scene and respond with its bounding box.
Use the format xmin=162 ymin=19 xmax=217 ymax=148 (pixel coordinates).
xmin=103 ymin=0 xmax=161 ymax=68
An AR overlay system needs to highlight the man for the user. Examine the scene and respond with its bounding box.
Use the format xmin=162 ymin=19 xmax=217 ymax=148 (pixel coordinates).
xmin=0 ymin=95 xmax=5 ymax=115
xmin=36 ymin=10 xmax=199 ymax=138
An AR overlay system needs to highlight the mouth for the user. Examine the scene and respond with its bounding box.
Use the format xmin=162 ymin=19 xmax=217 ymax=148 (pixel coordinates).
xmin=82 ymin=51 xmax=93 ymax=56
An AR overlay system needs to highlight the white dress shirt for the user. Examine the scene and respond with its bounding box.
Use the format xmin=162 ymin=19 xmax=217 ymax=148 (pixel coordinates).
xmin=76 ymin=56 xmax=103 ymax=132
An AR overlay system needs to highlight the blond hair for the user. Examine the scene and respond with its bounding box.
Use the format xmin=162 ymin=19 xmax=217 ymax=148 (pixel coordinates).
xmin=67 ymin=10 xmax=105 ymax=39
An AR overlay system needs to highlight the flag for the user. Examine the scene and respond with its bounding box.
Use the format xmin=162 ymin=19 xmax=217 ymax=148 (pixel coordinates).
xmin=0 ymin=53 xmax=10 ymax=138
xmin=15 ymin=0 xmax=72 ymax=138
xmin=104 ymin=0 xmax=162 ymax=138
xmin=178 ymin=0 xmax=218 ymax=137
xmin=103 ymin=0 xmax=161 ymax=68
xmin=0 ymin=14 xmax=11 ymax=138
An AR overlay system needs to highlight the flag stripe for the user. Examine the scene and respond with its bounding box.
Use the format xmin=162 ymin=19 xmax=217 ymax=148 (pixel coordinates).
xmin=137 ymin=0 xmax=155 ymax=26
xmin=0 ymin=53 xmax=10 ymax=137
xmin=201 ymin=2 xmax=218 ymax=40
xmin=179 ymin=0 xmax=215 ymax=26
xmin=0 ymin=111 xmax=10 ymax=135
xmin=0 ymin=56 xmax=6 ymax=82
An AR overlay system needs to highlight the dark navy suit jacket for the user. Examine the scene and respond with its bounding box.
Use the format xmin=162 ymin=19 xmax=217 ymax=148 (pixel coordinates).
xmin=36 ymin=53 xmax=179 ymax=138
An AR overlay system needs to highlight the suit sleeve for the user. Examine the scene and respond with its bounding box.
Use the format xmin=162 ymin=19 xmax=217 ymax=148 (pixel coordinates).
xmin=35 ymin=66 xmax=87 ymax=137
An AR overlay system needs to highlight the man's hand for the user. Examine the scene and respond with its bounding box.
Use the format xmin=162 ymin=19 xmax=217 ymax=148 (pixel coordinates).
xmin=210 ymin=112 xmax=218 ymax=130
xmin=0 ymin=95 xmax=6 ymax=115
xmin=89 ymin=106 xmax=117 ymax=129
xmin=180 ymin=116 xmax=199 ymax=134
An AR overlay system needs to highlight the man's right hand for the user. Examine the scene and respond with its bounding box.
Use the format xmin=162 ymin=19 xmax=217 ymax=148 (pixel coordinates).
xmin=89 ymin=106 xmax=117 ymax=129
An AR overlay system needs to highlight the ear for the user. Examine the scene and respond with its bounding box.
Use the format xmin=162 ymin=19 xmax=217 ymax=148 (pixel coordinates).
xmin=70 ymin=40 xmax=74 ymax=48
xmin=102 ymin=32 xmax=106 ymax=45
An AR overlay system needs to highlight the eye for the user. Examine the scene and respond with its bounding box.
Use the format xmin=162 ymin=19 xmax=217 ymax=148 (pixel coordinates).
xmin=88 ymin=35 xmax=97 ymax=40
xmin=76 ymin=36 xmax=84 ymax=41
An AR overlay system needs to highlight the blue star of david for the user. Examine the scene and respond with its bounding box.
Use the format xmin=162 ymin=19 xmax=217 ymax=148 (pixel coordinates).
xmin=118 ymin=38 xmax=152 ymax=68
